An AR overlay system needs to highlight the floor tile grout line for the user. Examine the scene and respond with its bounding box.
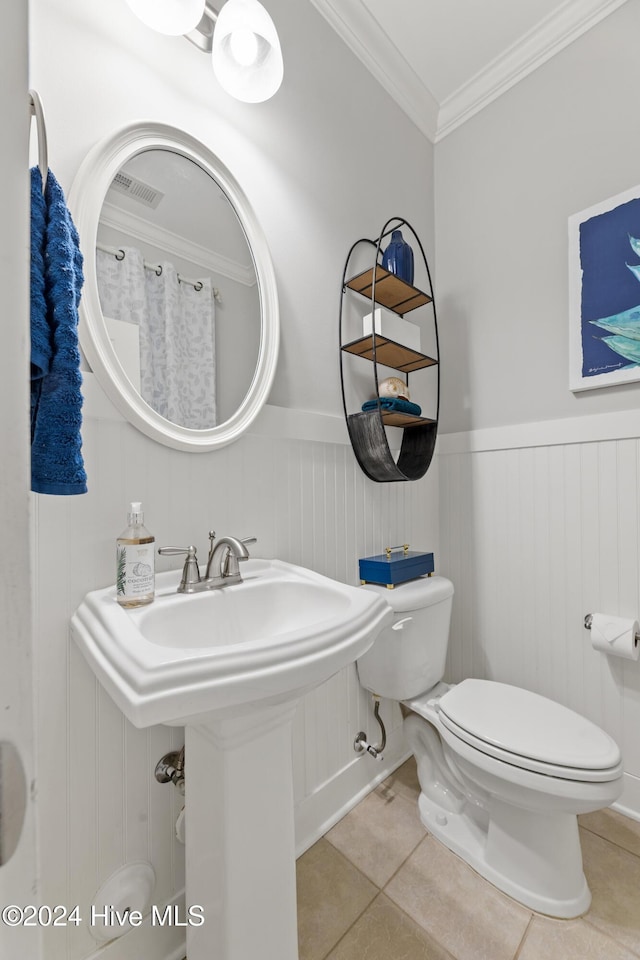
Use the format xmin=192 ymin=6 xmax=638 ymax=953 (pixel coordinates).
xmin=374 ymin=891 xmax=460 ymax=960
xmin=320 ymin=836 xmax=385 ymax=893
xmin=375 ymin=829 xmax=432 ymax=890
xmin=379 ymin=834 xmax=539 ymax=957
xmin=319 ymin=890 xmax=385 ymax=960
xmin=324 ymin=825 xmax=428 ymax=887
xmin=579 ymin=823 xmax=640 ymax=863
xmin=321 ymin=890 xmax=460 ymax=960
xmin=308 ymin=839 xmax=381 ymax=960
xmin=511 ymin=915 xmax=534 ymax=960
xmin=307 ymin=763 xmax=640 ymax=960
xmin=322 ymin=786 xmax=428 ymax=889
xmin=326 ymin=821 xmax=534 ymax=960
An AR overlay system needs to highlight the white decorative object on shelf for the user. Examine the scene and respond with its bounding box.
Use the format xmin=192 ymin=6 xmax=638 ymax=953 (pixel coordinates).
xmin=379 ymin=376 xmax=410 ymax=400
xmin=363 ymin=306 xmax=420 ymax=351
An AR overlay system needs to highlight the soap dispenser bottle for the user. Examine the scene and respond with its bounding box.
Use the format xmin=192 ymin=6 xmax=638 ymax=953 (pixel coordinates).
xmin=116 ymin=501 xmax=155 ymax=607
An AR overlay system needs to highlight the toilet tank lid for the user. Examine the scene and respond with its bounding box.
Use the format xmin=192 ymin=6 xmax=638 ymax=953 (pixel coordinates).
xmin=438 ymin=679 xmax=621 ymax=771
xmin=362 ymin=575 xmax=454 ymax=613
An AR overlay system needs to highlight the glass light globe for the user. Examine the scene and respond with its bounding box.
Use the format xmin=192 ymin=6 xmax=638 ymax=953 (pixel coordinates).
xmin=125 ymin=0 xmax=206 ymax=36
xmin=229 ymin=27 xmax=259 ymax=67
xmin=212 ymin=0 xmax=284 ymax=103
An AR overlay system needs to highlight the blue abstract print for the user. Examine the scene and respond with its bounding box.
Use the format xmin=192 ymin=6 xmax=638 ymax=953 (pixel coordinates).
xmin=580 ymin=197 xmax=640 ymax=378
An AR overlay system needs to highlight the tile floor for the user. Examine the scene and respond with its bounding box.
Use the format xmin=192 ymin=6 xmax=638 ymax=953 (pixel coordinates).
xmin=296 ymin=758 xmax=640 ymax=960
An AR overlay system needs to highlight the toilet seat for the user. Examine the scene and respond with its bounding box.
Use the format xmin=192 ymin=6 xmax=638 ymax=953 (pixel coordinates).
xmin=438 ymin=712 xmax=623 ymax=782
xmin=421 ymin=679 xmax=622 ymax=783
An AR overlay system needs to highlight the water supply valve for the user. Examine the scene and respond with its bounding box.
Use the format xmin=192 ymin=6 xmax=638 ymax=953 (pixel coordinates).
xmin=154 ymin=747 xmax=185 ymax=795
xmin=353 ymin=731 xmax=383 ymax=761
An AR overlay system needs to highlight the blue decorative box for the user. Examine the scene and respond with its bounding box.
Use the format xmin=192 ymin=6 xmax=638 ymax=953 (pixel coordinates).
xmin=359 ymin=546 xmax=434 ymax=587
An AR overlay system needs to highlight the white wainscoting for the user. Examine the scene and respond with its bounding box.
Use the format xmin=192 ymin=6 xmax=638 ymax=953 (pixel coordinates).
xmin=438 ymin=410 xmax=640 ymax=821
xmin=33 ymin=375 xmax=437 ymax=960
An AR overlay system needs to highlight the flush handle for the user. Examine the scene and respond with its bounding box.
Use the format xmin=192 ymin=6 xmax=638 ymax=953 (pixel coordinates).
xmin=392 ymin=616 xmax=413 ymax=631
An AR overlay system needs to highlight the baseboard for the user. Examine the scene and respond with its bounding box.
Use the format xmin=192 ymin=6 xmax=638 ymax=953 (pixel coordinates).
xmin=294 ymin=726 xmax=411 ymax=857
xmin=294 ymin=739 xmax=640 ymax=847
xmin=612 ymin=771 xmax=640 ymax=822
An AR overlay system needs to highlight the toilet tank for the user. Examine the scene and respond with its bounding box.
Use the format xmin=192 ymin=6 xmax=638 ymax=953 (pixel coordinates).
xmin=356 ymin=576 xmax=454 ymax=701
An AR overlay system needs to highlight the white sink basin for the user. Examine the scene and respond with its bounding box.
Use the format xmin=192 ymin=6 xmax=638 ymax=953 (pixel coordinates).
xmin=71 ymin=558 xmax=391 ymax=727
xmin=71 ymin=557 xmax=392 ymax=960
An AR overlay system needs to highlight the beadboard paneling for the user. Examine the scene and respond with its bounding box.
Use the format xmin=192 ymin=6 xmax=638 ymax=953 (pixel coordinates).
xmin=439 ymin=434 xmax=640 ymax=818
xmin=33 ymin=391 xmax=437 ymax=960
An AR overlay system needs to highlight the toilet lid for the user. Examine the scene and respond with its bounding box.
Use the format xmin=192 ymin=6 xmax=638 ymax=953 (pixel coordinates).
xmin=438 ymin=679 xmax=621 ymax=773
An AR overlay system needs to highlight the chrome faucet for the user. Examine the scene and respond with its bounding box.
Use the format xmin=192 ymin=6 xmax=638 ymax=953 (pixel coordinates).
xmin=158 ymin=531 xmax=256 ymax=593
xmin=204 ymin=531 xmax=256 ymax=581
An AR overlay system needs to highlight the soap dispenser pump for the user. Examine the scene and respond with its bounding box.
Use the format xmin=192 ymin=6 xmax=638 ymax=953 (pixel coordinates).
xmin=116 ymin=501 xmax=155 ymax=607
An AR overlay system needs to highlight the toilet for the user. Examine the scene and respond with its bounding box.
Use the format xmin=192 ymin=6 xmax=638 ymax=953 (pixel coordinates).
xmin=356 ymin=576 xmax=624 ymax=918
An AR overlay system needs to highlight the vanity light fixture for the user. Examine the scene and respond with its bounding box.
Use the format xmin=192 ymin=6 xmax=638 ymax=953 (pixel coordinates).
xmin=124 ymin=0 xmax=206 ymax=36
xmin=211 ymin=0 xmax=283 ymax=103
xmin=124 ymin=0 xmax=284 ymax=103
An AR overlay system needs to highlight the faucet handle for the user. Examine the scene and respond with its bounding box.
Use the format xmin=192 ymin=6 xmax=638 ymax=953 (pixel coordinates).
xmin=157 ymin=545 xmax=201 ymax=593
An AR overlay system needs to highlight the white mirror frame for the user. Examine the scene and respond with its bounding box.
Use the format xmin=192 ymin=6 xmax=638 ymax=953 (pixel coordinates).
xmin=68 ymin=121 xmax=279 ymax=451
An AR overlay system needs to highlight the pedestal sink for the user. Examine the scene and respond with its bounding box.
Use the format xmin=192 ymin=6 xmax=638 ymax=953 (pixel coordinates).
xmin=71 ymin=558 xmax=392 ymax=960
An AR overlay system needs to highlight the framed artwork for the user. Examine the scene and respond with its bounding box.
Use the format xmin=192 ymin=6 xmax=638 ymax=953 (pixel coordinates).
xmin=569 ymin=183 xmax=640 ymax=391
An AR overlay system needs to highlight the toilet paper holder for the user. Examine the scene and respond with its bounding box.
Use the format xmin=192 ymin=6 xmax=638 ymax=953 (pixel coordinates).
xmin=584 ymin=613 xmax=640 ymax=643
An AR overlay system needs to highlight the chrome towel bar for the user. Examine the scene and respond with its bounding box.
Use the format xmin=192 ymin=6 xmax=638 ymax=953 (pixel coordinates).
xmin=28 ymin=89 xmax=48 ymax=194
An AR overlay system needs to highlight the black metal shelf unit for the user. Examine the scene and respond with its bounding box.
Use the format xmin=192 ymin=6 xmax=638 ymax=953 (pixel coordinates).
xmin=339 ymin=218 xmax=440 ymax=482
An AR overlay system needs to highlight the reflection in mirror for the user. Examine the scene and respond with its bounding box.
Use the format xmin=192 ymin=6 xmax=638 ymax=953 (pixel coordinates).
xmin=95 ymin=150 xmax=261 ymax=429
xmin=0 ymin=741 xmax=27 ymax=866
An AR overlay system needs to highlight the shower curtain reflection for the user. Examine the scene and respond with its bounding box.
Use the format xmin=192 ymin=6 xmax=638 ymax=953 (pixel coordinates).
xmin=97 ymin=245 xmax=217 ymax=428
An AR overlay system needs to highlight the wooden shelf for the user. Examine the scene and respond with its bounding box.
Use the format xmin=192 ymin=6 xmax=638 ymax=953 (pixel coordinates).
xmin=380 ymin=411 xmax=436 ymax=428
xmin=339 ymin=222 xmax=439 ymax=483
xmin=345 ymin=265 xmax=431 ymax=315
xmin=341 ymin=334 xmax=437 ymax=373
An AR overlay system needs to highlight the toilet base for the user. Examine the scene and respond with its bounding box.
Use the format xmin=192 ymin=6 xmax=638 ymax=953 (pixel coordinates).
xmin=416 ymin=790 xmax=591 ymax=918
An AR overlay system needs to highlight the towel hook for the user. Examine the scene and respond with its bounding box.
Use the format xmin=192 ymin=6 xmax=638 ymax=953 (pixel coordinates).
xmin=28 ymin=89 xmax=48 ymax=194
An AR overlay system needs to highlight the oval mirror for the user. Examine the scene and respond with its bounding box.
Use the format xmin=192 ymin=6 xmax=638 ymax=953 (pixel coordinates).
xmin=69 ymin=122 xmax=279 ymax=451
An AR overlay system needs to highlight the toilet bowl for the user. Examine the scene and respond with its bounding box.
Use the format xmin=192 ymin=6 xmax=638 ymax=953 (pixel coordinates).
xmin=356 ymin=576 xmax=624 ymax=918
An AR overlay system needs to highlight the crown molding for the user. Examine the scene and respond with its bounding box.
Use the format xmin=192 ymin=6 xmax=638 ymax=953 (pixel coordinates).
xmin=307 ymin=0 xmax=439 ymax=141
xmin=436 ymin=0 xmax=630 ymax=140
xmin=309 ymin=0 xmax=629 ymax=144
xmin=99 ymin=202 xmax=256 ymax=286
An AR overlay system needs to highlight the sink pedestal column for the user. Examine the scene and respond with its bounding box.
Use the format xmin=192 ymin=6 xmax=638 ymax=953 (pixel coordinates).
xmin=185 ymin=700 xmax=300 ymax=960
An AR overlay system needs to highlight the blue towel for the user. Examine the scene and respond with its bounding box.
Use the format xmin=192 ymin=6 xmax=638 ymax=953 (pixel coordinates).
xmin=30 ymin=167 xmax=87 ymax=495
xmin=362 ymin=397 xmax=422 ymax=417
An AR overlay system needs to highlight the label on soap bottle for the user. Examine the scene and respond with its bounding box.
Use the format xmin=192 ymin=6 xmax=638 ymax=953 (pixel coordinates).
xmin=116 ymin=542 xmax=155 ymax=599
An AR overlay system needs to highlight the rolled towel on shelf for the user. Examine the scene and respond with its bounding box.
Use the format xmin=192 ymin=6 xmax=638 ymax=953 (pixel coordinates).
xmin=362 ymin=397 xmax=422 ymax=417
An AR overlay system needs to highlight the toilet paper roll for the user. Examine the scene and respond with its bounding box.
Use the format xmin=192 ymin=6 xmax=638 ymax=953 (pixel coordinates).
xmin=590 ymin=613 xmax=640 ymax=661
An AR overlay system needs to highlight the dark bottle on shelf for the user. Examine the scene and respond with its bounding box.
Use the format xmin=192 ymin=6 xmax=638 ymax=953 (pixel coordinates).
xmin=382 ymin=229 xmax=414 ymax=285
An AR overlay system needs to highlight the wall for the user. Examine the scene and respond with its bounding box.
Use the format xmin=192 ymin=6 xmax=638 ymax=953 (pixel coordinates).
xmin=439 ymin=416 xmax=640 ymax=817
xmin=435 ymin=2 xmax=640 ymax=817
xmin=0 ymin=2 xmax=41 ymax=957
xmin=435 ymin=0 xmax=640 ymax=436
xmin=28 ymin=2 xmax=436 ymax=959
